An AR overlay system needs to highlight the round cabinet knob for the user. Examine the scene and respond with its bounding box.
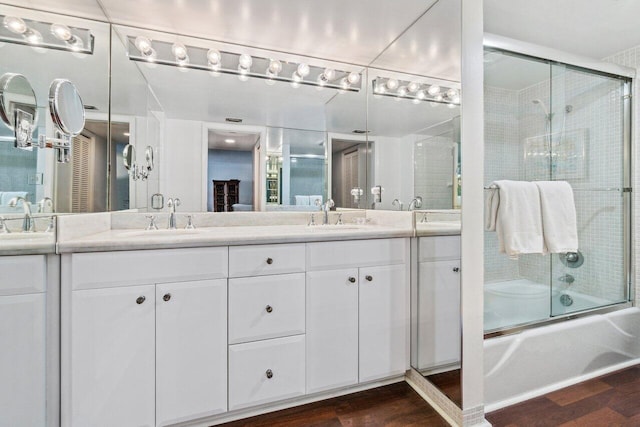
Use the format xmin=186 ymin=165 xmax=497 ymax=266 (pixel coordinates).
xmin=163 ymin=293 xmax=171 ymax=302
xmin=348 ymin=277 xmax=356 ymax=283
xmin=265 ymin=305 xmax=273 ymax=313
xmin=266 ymin=257 xmax=274 ymax=265
xmin=453 ymin=267 xmax=460 ymax=273
xmin=266 ymin=369 xmax=274 ymax=379
xmin=365 ymin=275 xmax=373 ymax=282
xmin=136 ymin=296 xmax=146 ymax=304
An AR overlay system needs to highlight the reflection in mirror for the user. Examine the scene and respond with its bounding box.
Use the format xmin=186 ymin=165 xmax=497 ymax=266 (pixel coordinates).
xmin=0 ymin=73 xmax=38 ymax=147
xmin=0 ymin=4 xmax=109 ymax=213
xmin=122 ymin=143 xmax=135 ymax=170
xmin=366 ymin=68 xmax=460 ymax=211
xmin=48 ymin=78 xmax=85 ymax=136
xmin=330 ymin=137 xmax=371 ymax=209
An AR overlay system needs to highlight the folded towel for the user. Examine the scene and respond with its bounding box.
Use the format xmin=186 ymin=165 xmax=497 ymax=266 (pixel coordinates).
xmin=486 ymin=180 xmax=546 ymax=259
xmin=535 ymin=181 xmax=578 ymax=253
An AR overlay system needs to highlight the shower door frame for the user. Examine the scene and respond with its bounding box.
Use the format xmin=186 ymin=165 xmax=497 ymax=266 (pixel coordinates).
xmin=483 ymin=35 xmax=635 ymax=338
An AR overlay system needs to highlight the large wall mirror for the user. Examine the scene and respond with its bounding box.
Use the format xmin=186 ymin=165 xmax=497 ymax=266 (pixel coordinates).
xmin=0 ymin=4 xmax=109 ymax=214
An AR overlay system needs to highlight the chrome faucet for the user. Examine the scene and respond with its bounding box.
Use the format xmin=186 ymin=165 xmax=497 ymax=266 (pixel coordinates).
xmin=318 ymin=199 xmax=334 ymax=225
xmin=8 ymin=196 xmax=35 ymax=232
xmin=38 ymin=197 xmax=54 ymax=213
xmin=558 ymin=274 xmax=575 ymax=284
xmin=408 ymin=196 xmax=423 ymax=211
xmin=392 ymin=199 xmax=403 ymax=211
xmin=166 ymin=197 xmax=181 ymax=229
xmin=0 ymin=216 xmax=10 ymax=233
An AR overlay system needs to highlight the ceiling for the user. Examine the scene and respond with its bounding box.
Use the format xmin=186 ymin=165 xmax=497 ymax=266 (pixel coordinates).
xmin=484 ymin=0 xmax=640 ymax=60
xmin=208 ymin=130 xmax=258 ymax=151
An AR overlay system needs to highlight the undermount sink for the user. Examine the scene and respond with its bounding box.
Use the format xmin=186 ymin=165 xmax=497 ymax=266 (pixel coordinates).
xmin=121 ymin=229 xmax=205 ymax=238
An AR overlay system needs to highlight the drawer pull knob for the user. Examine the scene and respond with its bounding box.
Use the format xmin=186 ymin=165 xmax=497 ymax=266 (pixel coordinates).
xmin=266 ymin=369 xmax=273 ymax=379
xmin=266 ymin=257 xmax=274 ymax=265
xmin=453 ymin=267 xmax=460 ymax=273
xmin=348 ymin=277 xmax=356 ymax=283
xmin=365 ymin=275 xmax=373 ymax=282
xmin=265 ymin=305 xmax=273 ymax=313
xmin=163 ymin=293 xmax=171 ymax=302
xmin=136 ymin=296 xmax=146 ymax=305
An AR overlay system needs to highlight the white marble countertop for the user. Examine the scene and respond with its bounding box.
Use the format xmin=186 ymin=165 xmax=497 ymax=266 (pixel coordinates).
xmin=57 ymin=224 xmax=413 ymax=253
xmin=0 ymin=232 xmax=56 ymax=255
xmin=415 ymin=221 xmax=461 ymax=237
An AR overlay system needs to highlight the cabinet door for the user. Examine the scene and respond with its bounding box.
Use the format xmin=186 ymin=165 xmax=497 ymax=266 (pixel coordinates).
xmin=156 ymin=279 xmax=227 ymax=426
xmin=417 ymin=260 xmax=461 ymax=370
xmin=0 ymin=293 xmax=46 ymax=426
xmin=70 ymin=286 xmax=155 ymax=427
xmin=359 ymin=264 xmax=408 ymax=382
xmin=306 ymin=269 xmax=358 ymax=393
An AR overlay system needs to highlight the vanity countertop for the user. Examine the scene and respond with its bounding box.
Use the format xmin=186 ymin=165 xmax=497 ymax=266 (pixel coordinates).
xmin=56 ymin=224 xmax=414 ymax=253
xmin=0 ymin=233 xmax=56 ymax=255
xmin=415 ymin=221 xmax=461 ymax=237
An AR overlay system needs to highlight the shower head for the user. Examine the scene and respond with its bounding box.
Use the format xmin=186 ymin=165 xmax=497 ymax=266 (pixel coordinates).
xmin=532 ymin=99 xmax=550 ymax=118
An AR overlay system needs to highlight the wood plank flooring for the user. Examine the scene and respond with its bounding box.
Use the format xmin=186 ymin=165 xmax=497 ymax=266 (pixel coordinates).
xmin=486 ymin=365 xmax=640 ymax=426
xmin=218 ymin=382 xmax=449 ymax=427
xmin=424 ymin=369 xmax=462 ymax=408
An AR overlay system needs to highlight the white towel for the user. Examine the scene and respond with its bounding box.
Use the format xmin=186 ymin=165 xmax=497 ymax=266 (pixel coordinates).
xmin=535 ymin=181 xmax=578 ymax=253
xmin=485 ymin=180 xmax=546 ymax=259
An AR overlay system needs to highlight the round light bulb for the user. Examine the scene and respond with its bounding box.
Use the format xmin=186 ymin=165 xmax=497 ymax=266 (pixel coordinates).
xmin=427 ymin=85 xmax=441 ymax=96
xmin=374 ymin=83 xmax=386 ymax=94
xmin=171 ymin=42 xmax=188 ymax=61
xmin=268 ymin=59 xmax=282 ymax=75
xmin=238 ymin=54 xmax=252 ymax=70
xmin=323 ymin=68 xmax=335 ymax=81
xmin=434 ymin=93 xmax=444 ymax=102
xmin=297 ymin=63 xmax=310 ymax=78
xmin=24 ymin=28 xmax=43 ymax=45
xmin=452 ymin=95 xmax=461 ymax=104
xmin=134 ymin=36 xmax=153 ymax=54
xmin=347 ymin=72 xmax=360 ymax=84
xmin=3 ymin=16 xmax=27 ymax=34
xmin=207 ymin=49 xmax=221 ymax=66
xmin=50 ymin=23 xmax=72 ymax=41
xmin=292 ymin=71 xmax=302 ymax=83
xmin=446 ymin=88 xmax=458 ymax=98
xmin=408 ymin=81 xmax=420 ymax=93
xmin=386 ymin=78 xmax=399 ymax=90
xmin=398 ymin=86 xmax=408 ymax=97
xmin=416 ymin=90 xmax=426 ymax=100
xmin=340 ymin=77 xmax=350 ymax=90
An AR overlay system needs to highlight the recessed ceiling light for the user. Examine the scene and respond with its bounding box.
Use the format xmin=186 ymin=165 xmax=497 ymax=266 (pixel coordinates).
xmin=225 ymin=138 xmax=236 ymax=144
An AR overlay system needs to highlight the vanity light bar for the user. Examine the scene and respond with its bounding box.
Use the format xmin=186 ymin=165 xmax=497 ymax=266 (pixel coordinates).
xmin=0 ymin=15 xmax=94 ymax=55
xmin=372 ymin=77 xmax=460 ymax=105
xmin=126 ymin=36 xmax=362 ymax=92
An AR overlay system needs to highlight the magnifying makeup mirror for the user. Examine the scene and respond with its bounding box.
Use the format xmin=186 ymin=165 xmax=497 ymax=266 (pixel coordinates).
xmin=123 ymin=144 xmax=135 ymax=170
xmin=0 ymin=73 xmax=38 ymax=147
xmin=48 ymin=78 xmax=85 ymax=137
xmin=145 ymin=145 xmax=154 ymax=171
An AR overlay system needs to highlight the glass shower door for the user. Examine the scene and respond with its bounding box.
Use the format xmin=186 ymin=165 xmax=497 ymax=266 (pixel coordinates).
xmin=549 ymin=63 xmax=630 ymax=316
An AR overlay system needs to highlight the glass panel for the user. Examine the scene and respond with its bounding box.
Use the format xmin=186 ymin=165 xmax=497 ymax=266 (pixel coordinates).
xmin=549 ymin=64 xmax=628 ymax=316
xmin=483 ymin=49 xmax=552 ymax=331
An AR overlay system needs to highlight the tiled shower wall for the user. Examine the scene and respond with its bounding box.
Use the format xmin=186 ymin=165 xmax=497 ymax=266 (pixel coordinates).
xmin=485 ymin=65 xmax=627 ymax=304
xmin=605 ymin=46 xmax=640 ymax=307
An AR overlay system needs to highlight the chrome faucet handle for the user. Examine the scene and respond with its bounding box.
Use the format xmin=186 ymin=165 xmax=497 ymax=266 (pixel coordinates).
xmin=185 ymin=215 xmax=196 ymax=230
xmin=0 ymin=216 xmax=10 ymax=234
xmin=326 ymin=199 xmax=335 ymax=209
xmin=145 ymin=215 xmax=158 ymax=230
xmin=420 ymin=213 xmax=428 ymax=223
xmin=173 ymin=198 xmax=181 ymax=208
xmin=309 ymin=213 xmax=316 ymax=226
xmin=336 ymin=213 xmax=343 ymax=225
xmin=45 ymin=216 xmax=55 ymax=233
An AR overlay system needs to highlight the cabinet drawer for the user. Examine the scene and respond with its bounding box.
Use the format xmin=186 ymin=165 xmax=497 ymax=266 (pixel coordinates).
xmin=0 ymin=255 xmax=46 ymax=296
xmin=419 ymin=236 xmax=460 ymax=262
xmin=229 ymin=273 xmax=305 ymax=344
xmin=228 ymin=335 xmax=305 ymax=410
xmin=69 ymin=247 xmax=228 ymax=290
xmin=229 ymin=244 xmax=305 ymax=277
xmin=306 ymin=238 xmax=407 ymax=271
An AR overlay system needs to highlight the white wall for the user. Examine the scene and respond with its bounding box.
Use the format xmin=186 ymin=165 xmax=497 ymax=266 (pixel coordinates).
xmin=372 ymin=135 xmax=414 ymax=210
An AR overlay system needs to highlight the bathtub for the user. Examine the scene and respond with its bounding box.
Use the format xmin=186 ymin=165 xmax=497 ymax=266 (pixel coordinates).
xmin=484 ymin=279 xmax=614 ymax=332
xmin=484 ymin=307 xmax=640 ymax=411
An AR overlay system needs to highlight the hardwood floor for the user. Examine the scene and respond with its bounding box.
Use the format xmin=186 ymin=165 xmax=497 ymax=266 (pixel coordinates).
xmin=219 ymin=382 xmax=449 ymax=427
xmin=486 ymin=365 xmax=640 ymax=426
xmin=424 ymin=369 xmax=462 ymax=408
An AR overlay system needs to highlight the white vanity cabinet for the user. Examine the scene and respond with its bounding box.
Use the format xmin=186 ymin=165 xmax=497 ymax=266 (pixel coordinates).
xmin=63 ymin=248 xmax=228 ymax=427
xmin=305 ymin=239 xmax=409 ymax=393
xmin=417 ymin=235 xmax=461 ymax=370
xmin=0 ymin=255 xmax=48 ymax=427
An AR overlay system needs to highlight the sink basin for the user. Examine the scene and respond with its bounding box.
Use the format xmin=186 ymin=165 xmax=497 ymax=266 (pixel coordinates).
xmin=0 ymin=232 xmax=53 ymax=240
xmin=121 ymin=229 xmax=206 ymax=238
xmin=306 ymin=225 xmax=362 ymax=231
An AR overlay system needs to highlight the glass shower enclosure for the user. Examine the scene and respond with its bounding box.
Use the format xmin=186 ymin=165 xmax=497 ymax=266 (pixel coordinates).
xmin=483 ymin=48 xmax=631 ymax=333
